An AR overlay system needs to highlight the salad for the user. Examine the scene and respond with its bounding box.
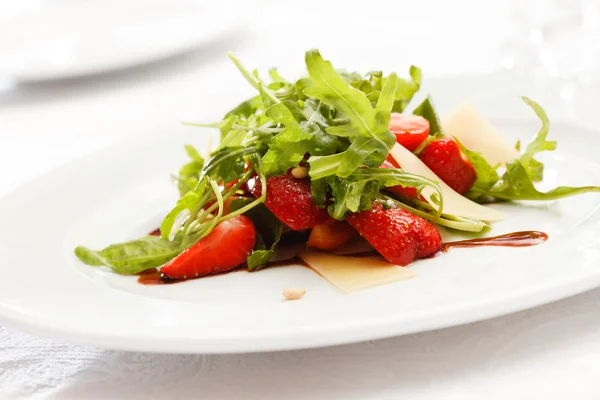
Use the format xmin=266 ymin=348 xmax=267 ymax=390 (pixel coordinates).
xmin=75 ymin=50 xmax=600 ymax=288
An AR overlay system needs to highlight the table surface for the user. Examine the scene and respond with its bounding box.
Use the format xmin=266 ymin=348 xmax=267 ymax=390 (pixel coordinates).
xmin=2 ymin=1 xmax=600 ymax=399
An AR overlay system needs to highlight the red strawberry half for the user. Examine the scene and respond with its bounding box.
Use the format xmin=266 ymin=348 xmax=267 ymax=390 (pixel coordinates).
xmin=347 ymin=203 xmax=441 ymax=266
xmin=161 ymin=215 xmax=256 ymax=279
xmin=247 ymin=170 xmax=331 ymax=231
xmin=418 ymin=137 xmax=476 ymax=194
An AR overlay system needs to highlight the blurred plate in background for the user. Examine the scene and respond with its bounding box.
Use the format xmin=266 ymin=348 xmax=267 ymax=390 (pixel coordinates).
xmin=0 ymin=0 xmax=246 ymax=82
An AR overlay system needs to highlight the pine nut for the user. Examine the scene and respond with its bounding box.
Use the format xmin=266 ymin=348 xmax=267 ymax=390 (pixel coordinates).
xmin=291 ymin=166 xmax=308 ymax=179
xmin=282 ymin=288 xmax=306 ymax=300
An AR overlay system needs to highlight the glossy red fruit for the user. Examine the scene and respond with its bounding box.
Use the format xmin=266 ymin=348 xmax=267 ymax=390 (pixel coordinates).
xmin=389 ymin=113 xmax=430 ymax=152
xmin=307 ymin=220 xmax=358 ymax=250
xmin=161 ymin=215 xmax=256 ymax=279
xmin=379 ymin=160 xmax=420 ymax=200
xmin=247 ymin=170 xmax=331 ymax=231
xmin=346 ymin=203 xmax=441 ymax=266
xmin=418 ymin=137 xmax=476 ymax=194
xmin=410 ymin=214 xmax=442 ymax=258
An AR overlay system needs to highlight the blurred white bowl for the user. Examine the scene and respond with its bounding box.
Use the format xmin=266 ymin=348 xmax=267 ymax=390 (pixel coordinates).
xmin=0 ymin=0 xmax=246 ymax=81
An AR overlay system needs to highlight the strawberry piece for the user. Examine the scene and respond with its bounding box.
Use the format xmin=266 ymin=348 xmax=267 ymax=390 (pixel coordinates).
xmin=161 ymin=215 xmax=255 ymax=279
xmin=246 ymin=170 xmax=331 ymax=231
xmin=389 ymin=113 xmax=430 ymax=152
xmin=307 ymin=220 xmax=358 ymax=250
xmin=346 ymin=203 xmax=441 ymax=266
xmin=418 ymin=137 xmax=476 ymax=194
xmin=410 ymin=215 xmax=442 ymax=258
xmin=379 ymin=160 xmax=420 ymax=200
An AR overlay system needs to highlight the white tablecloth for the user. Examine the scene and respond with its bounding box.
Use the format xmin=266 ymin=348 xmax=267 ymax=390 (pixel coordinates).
xmin=2 ymin=1 xmax=600 ymax=398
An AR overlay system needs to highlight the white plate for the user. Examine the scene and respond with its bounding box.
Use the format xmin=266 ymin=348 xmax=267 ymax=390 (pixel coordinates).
xmin=1 ymin=92 xmax=600 ymax=354
xmin=0 ymin=0 xmax=246 ymax=81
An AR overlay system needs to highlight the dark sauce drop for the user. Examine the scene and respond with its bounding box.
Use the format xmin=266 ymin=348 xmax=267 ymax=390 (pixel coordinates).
xmin=441 ymin=230 xmax=548 ymax=253
xmin=137 ymin=269 xmax=181 ymax=285
xmin=148 ymin=228 xmax=161 ymax=236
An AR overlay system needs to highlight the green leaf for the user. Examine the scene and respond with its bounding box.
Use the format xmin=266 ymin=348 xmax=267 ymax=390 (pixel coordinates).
xmin=391 ymin=66 xmax=421 ymax=112
xmin=228 ymin=52 xmax=280 ymax=105
xmin=263 ymin=101 xmax=320 ymax=175
xmin=304 ymin=50 xmax=391 ymax=143
xmin=184 ymin=145 xmax=202 ymax=161
xmin=176 ymin=145 xmax=205 ymax=196
xmin=326 ymin=177 xmax=377 ymax=220
xmin=336 ymin=134 xmax=395 ymax=177
xmin=177 ymin=161 xmax=204 ymax=197
xmin=74 ymin=236 xmax=183 ymax=275
xmin=456 ymin=139 xmax=500 ymax=201
xmin=413 ymin=96 xmax=443 ymax=137
xmin=262 ymin=98 xmax=338 ymax=176
xmin=310 ymin=177 xmax=329 ymax=206
xmin=206 ymin=145 xmax=262 ymax=183
xmin=467 ymin=98 xmax=600 ymax=202
xmin=161 ymin=180 xmax=206 ymax=240
xmin=303 ymin=50 xmax=395 ymax=178
xmin=348 ymin=167 xmax=444 ymax=219
xmin=183 ymin=115 xmax=239 ymax=142
xmin=477 ymin=159 xmax=600 ymax=201
xmin=224 ymin=97 xmax=263 ymax=119
xmin=410 ymin=65 xmax=422 ymax=87
xmin=344 ymin=67 xmax=420 ymax=113
xmin=230 ymin=199 xmax=283 ymax=270
xmin=518 ymin=96 xmax=556 ymax=182
xmin=269 ymin=68 xmax=286 ymax=82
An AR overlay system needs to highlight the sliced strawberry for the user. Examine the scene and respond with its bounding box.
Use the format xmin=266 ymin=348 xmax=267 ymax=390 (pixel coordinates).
xmin=379 ymin=160 xmax=420 ymax=200
xmin=246 ymin=170 xmax=331 ymax=231
xmin=389 ymin=113 xmax=430 ymax=152
xmin=346 ymin=203 xmax=441 ymax=266
xmin=161 ymin=215 xmax=255 ymax=279
xmin=418 ymin=137 xmax=476 ymax=194
xmin=410 ymin=215 xmax=442 ymax=258
xmin=307 ymin=220 xmax=358 ymax=250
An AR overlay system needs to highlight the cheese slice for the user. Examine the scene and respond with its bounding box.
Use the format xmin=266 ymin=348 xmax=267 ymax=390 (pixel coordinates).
xmin=390 ymin=143 xmax=506 ymax=221
xmin=298 ymin=251 xmax=415 ymax=293
xmin=442 ymin=103 xmax=519 ymax=166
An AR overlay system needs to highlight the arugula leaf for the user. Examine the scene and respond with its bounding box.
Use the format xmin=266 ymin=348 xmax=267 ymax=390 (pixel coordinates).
xmin=518 ymin=96 xmax=556 ymax=182
xmin=303 ymin=50 xmax=396 ymax=178
xmin=175 ymin=145 xmax=205 ymax=196
xmin=262 ymin=99 xmax=337 ymax=176
xmin=346 ymin=67 xmax=421 ymax=112
xmin=206 ymin=145 xmax=262 ymax=183
xmin=184 ymin=115 xmax=239 ymax=143
xmin=268 ymin=68 xmax=286 ymax=82
xmin=161 ymin=180 xmax=207 ymax=240
xmin=228 ymin=52 xmax=280 ymax=106
xmin=456 ymin=139 xmax=500 ymax=201
xmin=348 ymin=167 xmax=444 ymax=218
xmin=478 ymin=160 xmax=600 ymax=201
xmin=310 ymin=177 xmax=330 ymax=206
xmin=413 ymin=96 xmax=443 ymax=137
xmin=74 ymin=236 xmax=183 ymax=274
xmin=468 ymin=97 xmax=600 ymax=201
xmin=326 ymin=177 xmax=378 ymax=220
xmin=224 ymin=97 xmax=263 ymax=119
xmin=392 ymin=66 xmax=421 ymax=112
xmin=230 ymin=199 xmax=283 ymax=270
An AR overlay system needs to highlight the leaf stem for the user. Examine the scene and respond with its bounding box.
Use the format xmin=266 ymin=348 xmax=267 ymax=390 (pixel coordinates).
xmin=228 ymin=52 xmax=280 ymax=105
